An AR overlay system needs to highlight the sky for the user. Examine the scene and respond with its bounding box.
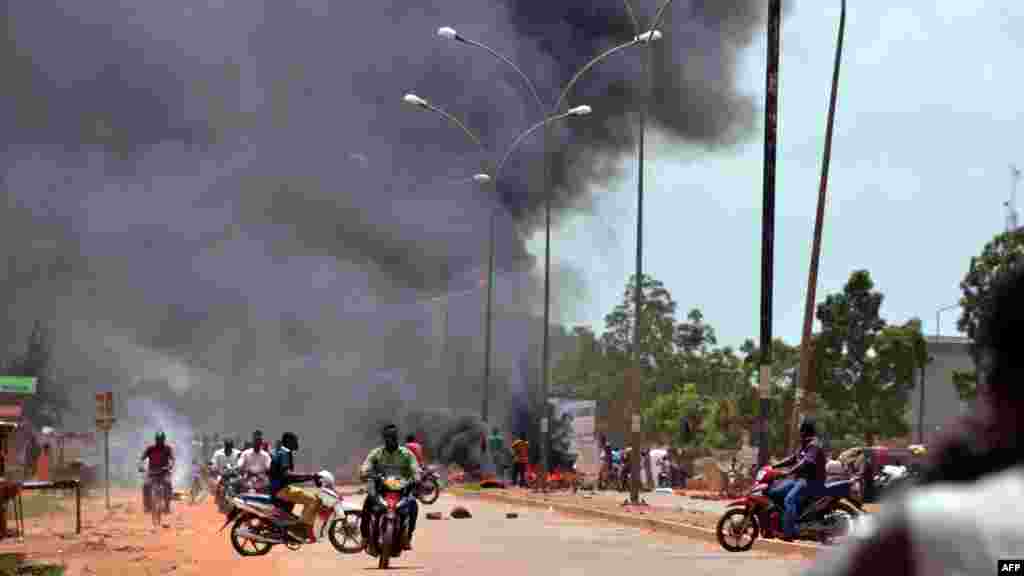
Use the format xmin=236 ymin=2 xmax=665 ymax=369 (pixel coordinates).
xmin=531 ymin=1 xmax=1023 ymax=348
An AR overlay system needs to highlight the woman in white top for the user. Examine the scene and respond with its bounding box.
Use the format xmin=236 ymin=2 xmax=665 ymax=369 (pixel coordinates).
xmin=804 ymin=263 xmax=1024 ymax=576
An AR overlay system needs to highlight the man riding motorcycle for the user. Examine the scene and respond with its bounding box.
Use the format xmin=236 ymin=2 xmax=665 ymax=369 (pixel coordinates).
xmin=140 ymin=431 xmax=175 ymax=512
xmin=360 ymin=424 xmax=421 ymax=551
xmin=269 ymin=432 xmax=325 ymax=543
xmin=237 ymin=430 xmax=271 ymax=492
xmin=766 ymin=416 xmax=826 ymax=541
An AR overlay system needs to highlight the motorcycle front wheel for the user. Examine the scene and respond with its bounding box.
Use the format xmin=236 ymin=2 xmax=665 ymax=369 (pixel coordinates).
xmin=417 ymin=477 xmax=440 ymax=505
xmin=328 ymin=510 xmax=364 ymax=554
xmin=716 ymin=508 xmax=760 ymax=552
xmin=378 ymin=518 xmax=393 ymax=569
xmin=230 ymin=516 xmax=275 ymax=557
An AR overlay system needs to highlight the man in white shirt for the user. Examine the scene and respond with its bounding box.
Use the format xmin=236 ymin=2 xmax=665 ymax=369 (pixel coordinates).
xmin=209 ymin=439 xmax=240 ymax=477
xmin=237 ymin=430 xmax=272 ymax=492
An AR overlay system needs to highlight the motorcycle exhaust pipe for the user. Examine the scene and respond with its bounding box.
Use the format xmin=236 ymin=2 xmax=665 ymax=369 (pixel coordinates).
xmin=234 ymin=527 xmax=284 ymax=545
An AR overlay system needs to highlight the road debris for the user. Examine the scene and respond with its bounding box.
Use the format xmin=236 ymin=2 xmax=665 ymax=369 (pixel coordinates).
xmin=450 ymin=506 xmax=472 ymax=519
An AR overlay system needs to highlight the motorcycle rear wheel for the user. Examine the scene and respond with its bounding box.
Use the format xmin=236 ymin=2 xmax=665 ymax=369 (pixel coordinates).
xmin=820 ymin=502 xmax=860 ymax=545
xmin=716 ymin=508 xmax=760 ymax=552
xmin=328 ymin=510 xmax=364 ymax=554
xmin=230 ymin=516 xmax=275 ymax=557
xmin=417 ymin=477 xmax=440 ymax=505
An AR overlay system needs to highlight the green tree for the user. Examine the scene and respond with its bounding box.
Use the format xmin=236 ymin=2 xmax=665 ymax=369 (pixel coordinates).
xmin=601 ymin=274 xmax=682 ymax=399
xmin=3 ymin=320 xmax=67 ymax=427
xmin=815 ymin=271 xmax=922 ymax=445
xmin=642 ymin=382 xmax=704 ymax=447
xmin=955 ymin=230 xmax=1024 ymax=400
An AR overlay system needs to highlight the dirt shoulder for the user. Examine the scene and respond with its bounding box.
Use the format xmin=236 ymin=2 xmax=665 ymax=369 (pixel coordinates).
xmin=0 ymin=488 xmax=270 ymax=576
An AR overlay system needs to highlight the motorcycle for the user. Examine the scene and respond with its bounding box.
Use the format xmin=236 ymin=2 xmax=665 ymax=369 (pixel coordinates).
xmin=416 ymin=466 xmax=441 ymax=505
xmin=141 ymin=466 xmax=173 ymax=527
xmin=716 ymin=465 xmax=864 ymax=551
xmin=364 ymin=474 xmax=417 ymax=569
xmin=218 ymin=472 xmax=363 ymax=557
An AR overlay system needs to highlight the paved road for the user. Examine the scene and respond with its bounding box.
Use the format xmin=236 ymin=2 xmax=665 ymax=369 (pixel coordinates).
xmin=270 ymin=493 xmax=811 ymax=575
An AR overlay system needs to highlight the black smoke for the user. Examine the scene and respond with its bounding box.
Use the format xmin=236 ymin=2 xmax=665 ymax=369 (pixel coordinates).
xmin=1 ymin=0 xmax=777 ymax=469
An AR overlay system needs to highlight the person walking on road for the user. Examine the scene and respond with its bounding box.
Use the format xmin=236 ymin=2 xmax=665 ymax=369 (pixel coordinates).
xmin=511 ymin=438 xmax=529 ymax=488
xmin=487 ymin=428 xmax=506 ymax=481
xmin=405 ymin=434 xmax=424 ymax=466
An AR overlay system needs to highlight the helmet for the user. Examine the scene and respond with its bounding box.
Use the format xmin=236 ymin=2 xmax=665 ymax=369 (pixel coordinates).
xmin=155 ymin=431 xmax=167 ymax=444
xmin=799 ymin=416 xmax=817 ymax=438
xmin=317 ymin=470 xmax=335 ymax=487
xmin=381 ymin=424 xmax=399 ymax=441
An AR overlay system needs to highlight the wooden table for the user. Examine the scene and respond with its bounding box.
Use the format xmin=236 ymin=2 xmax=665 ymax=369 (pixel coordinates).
xmin=0 ymin=480 xmax=23 ymax=540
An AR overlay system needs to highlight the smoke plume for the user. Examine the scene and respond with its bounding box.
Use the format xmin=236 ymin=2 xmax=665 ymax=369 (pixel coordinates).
xmin=1 ymin=0 xmax=776 ymax=470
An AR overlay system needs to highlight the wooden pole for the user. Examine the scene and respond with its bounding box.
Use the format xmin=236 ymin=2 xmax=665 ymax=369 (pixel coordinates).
xmin=104 ymin=429 xmax=110 ymax=510
xmin=792 ymin=0 xmax=847 ymax=452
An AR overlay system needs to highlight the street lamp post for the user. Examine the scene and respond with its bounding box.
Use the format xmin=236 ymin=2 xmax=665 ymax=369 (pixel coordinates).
xmin=920 ymin=304 xmax=959 ymax=443
xmin=436 ymin=27 xmax=659 ymax=491
xmin=402 ymin=94 xmax=591 ymax=428
xmin=619 ymin=0 xmax=677 ymax=506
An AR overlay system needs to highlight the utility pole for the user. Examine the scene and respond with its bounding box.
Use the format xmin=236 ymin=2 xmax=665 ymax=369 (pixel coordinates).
xmin=792 ymin=0 xmax=847 ymax=453
xmin=755 ymin=0 xmax=782 ymax=469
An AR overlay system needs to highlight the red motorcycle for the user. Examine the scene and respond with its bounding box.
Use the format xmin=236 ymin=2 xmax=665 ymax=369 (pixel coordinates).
xmin=716 ymin=465 xmax=864 ymax=551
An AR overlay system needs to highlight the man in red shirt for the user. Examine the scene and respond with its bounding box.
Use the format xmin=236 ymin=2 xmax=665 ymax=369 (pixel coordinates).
xmin=405 ymin=434 xmax=424 ymax=466
xmin=139 ymin=431 xmax=175 ymax=513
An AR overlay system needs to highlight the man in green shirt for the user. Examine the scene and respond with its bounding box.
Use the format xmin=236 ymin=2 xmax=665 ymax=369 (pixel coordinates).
xmin=359 ymin=424 xmax=421 ymax=550
xmin=487 ymin=427 xmax=506 ymax=481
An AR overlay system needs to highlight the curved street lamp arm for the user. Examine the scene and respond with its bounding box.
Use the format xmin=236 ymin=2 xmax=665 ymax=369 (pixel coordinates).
xmin=496 ymin=112 xmax=573 ymax=179
xmin=458 ymin=36 xmax=548 ymax=114
xmin=621 ymin=0 xmax=641 ymax=34
xmin=553 ymin=37 xmax=643 ymax=114
xmin=422 ymin=102 xmax=487 ymax=154
xmin=652 ymin=0 xmax=678 ymax=35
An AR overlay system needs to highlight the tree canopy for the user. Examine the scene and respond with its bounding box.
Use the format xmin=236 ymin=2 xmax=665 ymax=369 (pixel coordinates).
xmin=814 ymin=270 xmax=926 ymax=446
xmin=954 ymin=230 xmax=1024 ymax=400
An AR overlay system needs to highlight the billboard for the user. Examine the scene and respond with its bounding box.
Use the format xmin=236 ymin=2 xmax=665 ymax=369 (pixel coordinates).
xmin=549 ymin=398 xmax=600 ymax=477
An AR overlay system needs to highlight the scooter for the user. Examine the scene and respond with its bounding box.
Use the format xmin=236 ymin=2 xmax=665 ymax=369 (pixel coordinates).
xmin=218 ymin=471 xmax=363 ymax=556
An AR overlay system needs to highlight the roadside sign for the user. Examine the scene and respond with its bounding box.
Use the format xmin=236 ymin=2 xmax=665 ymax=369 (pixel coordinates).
xmin=0 ymin=376 xmax=37 ymax=395
xmin=95 ymin=392 xmax=115 ymax=429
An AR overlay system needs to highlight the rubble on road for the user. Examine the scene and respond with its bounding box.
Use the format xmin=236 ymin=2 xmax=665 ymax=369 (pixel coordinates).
xmin=505 ymin=513 xmax=518 ymax=519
